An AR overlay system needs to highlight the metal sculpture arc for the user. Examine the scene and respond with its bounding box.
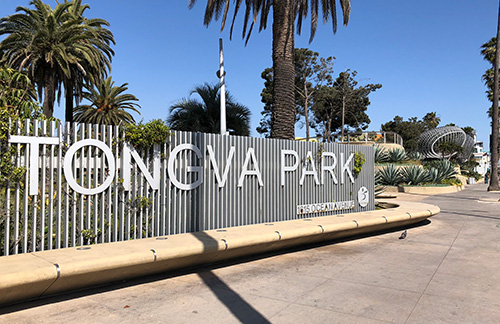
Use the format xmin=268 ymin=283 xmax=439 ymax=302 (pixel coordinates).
xmin=418 ymin=126 xmax=474 ymax=160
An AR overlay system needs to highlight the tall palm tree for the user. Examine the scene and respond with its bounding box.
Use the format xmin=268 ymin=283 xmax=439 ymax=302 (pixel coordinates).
xmin=490 ymin=3 xmax=500 ymax=192
xmin=481 ymin=37 xmax=500 ymax=191
xmin=0 ymin=0 xmax=114 ymax=120
xmin=168 ymin=83 xmax=251 ymax=136
xmin=189 ymin=0 xmax=351 ymax=140
xmin=73 ymin=76 xmax=140 ymax=126
xmin=62 ymin=0 xmax=115 ymax=123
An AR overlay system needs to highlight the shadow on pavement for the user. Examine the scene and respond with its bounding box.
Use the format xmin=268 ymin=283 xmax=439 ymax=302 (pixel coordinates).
xmin=192 ymin=231 xmax=271 ymax=324
xmin=198 ymin=271 xmax=270 ymax=324
xmin=0 ymin=219 xmax=431 ymax=315
xmin=440 ymin=211 xmax=500 ymax=220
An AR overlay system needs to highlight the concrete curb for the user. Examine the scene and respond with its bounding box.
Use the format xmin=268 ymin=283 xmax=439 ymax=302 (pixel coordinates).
xmin=384 ymin=185 xmax=464 ymax=194
xmin=0 ymin=200 xmax=439 ymax=306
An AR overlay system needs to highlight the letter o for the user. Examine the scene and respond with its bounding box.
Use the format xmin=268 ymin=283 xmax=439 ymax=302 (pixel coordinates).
xmin=64 ymin=139 xmax=116 ymax=195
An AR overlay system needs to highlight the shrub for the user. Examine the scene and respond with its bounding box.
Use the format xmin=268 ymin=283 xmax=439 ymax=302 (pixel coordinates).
xmin=462 ymin=170 xmax=482 ymax=181
xmin=441 ymin=177 xmax=463 ymax=186
xmin=353 ymin=151 xmax=366 ymax=176
xmin=376 ymin=165 xmax=403 ymax=186
xmin=123 ymin=119 xmax=171 ymax=150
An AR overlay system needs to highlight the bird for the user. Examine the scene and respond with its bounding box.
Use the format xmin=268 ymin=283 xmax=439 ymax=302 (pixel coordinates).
xmin=399 ymin=230 xmax=407 ymax=240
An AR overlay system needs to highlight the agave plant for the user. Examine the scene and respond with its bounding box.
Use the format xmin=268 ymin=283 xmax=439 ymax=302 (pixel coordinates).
xmin=401 ymin=165 xmax=430 ymax=185
xmin=375 ymin=165 xmax=403 ymax=186
xmin=407 ymin=151 xmax=423 ymax=161
xmin=374 ymin=145 xmax=389 ymax=163
xmin=426 ymin=167 xmax=441 ymax=183
xmin=425 ymin=160 xmax=457 ymax=183
xmin=387 ymin=148 xmax=407 ymax=162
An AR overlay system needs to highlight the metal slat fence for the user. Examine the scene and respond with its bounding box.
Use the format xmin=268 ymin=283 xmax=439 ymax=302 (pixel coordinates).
xmin=1 ymin=119 xmax=374 ymax=256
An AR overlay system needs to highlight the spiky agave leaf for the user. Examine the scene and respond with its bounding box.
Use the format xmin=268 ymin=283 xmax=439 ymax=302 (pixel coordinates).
xmin=376 ymin=165 xmax=403 ymax=186
xmin=387 ymin=147 xmax=407 ymax=162
xmin=401 ymin=165 xmax=430 ymax=185
xmin=374 ymin=145 xmax=389 ymax=163
xmin=407 ymin=151 xmax=423 ymax=161
xmin=429 ymin=159 xmax=457 ymax=183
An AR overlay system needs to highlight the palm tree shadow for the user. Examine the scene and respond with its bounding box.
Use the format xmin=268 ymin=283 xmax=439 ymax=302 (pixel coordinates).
xmin=194 ymin=231 xmax=271 ymax=324
xmin=197 ymin=270 xmax=270 ymax=324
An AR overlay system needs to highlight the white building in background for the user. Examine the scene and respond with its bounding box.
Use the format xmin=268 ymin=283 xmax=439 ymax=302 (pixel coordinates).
xmin=473 ymin=138 xmax=489 ymax=176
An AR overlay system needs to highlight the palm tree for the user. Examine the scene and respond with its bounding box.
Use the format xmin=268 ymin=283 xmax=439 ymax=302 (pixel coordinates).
xmin=481 ymin=38 xmax=500 ymax=191
xmin=168 ymin=83 xmax=251 ymax=136
xmin=481 ymin=38 xmax=497 ymax=103
xmin=189 ymin=0 xmax=351 ymax=140
xmin=62 ymin=0 xmax=115 ymax=123
xmin=73 ymin=76 xmax=140 ymax=126
xmin=0 ymin=0 xmax=114 ymax=120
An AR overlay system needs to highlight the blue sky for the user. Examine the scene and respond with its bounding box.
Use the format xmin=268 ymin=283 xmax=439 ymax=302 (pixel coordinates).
xmin=0 ymin=1 xmax=498 ymax=146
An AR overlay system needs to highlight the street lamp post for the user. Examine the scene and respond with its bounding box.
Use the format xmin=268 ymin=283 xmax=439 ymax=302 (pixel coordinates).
xmin=218 ymin=38 xmax=227 ymax=136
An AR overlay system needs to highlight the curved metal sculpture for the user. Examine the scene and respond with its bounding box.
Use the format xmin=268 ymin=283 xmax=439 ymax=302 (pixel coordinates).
xmin=418 ymin=126 xmax=474 ymax=161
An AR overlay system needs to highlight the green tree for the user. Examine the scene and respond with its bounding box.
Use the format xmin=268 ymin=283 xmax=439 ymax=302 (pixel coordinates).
xmin=435 ymin=141 xmax=464 ymax=161
xmin=190 ymin=0 xmax=351 ymax=140
xmin=0 ymin=65 xmax=41 ymax=118
xmin=422 ymin=112 xmax=441 ymax=130
xmin=168 ymin=83 xmax=251 ymax=136
xmin=462 ymin=126 xmax=476 ymax=138
xmin=256 ymin=67 xmax=274 ymax=137
xmin=381 ymin=116 xmax=424 ymax=152
xmin=73 ymin=76 xmax=140 ymax=126
xmin=0 ymin=0 xmax=114 ymax=121
xmin=313 ymin=71 xmax=381 ymax=142
xmin=294 ymin=48 xmax=334 ymax=141
xmin=381 ymin=113 xmax=440 ymax=152
xmin=481 ymin=39 xmax=500 ymax=119
xmin=61 ymin=0 xmax=115 ymax=123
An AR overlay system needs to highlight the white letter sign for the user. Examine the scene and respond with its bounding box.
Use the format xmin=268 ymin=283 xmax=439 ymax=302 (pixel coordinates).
xmin=299 ymin=151 xmax=319 ymax=186
xmin=9 ymin=135 xmax=60 ymax=195
xmin=207 ymin=144 xmax=235 ymax=188
xmin=238 ymin=148 xmax=263 ymax=187
xmin=321 ymin=152 xmax=338 ymax=185
xmin=122 ymin=144 xmax=160 ymax=191
xmin=168 ymin=144 xmax=203 ymax=190
xmin=281 ymin=149 xmax=299 ymax=186
xmin=341 ymin=152 xmax=355 ymax=184
xmin=63 ymin=139 xmax=116 ymax=195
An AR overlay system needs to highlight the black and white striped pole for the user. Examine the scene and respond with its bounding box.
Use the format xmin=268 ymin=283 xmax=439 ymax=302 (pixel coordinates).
xmin=217 ymin=38 xmax=227 ymax=135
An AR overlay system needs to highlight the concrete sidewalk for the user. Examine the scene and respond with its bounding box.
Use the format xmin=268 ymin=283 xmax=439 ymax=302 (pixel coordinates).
xmin=1 ymin=183 xmax=499 ymax=323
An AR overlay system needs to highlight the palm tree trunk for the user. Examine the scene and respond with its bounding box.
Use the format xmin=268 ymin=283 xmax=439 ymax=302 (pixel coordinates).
xmin=270 ymin=0 xmax=295 ymax=140
xmin=65 ymin=80 xmax=74 ymax=123
xmin=42 ymin=70 xmax=56 ymax=118
xmin=488 ymin=1 xmax=500 ymax=192
xmin=304 ymin=78 xmax=310 ymax=141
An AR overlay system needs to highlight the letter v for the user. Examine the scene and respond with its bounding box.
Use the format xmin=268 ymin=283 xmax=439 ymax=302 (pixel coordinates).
xmin=207 ymin=145 xmax=235 ymax=188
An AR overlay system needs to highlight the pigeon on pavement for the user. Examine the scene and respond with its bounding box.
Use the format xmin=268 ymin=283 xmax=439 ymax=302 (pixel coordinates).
xmin=399 ymin=230 xmax=407 ymax=240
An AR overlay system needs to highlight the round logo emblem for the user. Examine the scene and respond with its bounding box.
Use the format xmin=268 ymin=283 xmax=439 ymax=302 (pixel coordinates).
xmin=358 ymin=186 xmax=369 ymax=208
